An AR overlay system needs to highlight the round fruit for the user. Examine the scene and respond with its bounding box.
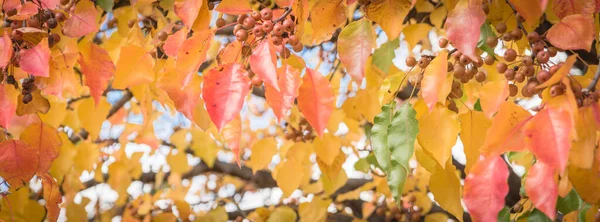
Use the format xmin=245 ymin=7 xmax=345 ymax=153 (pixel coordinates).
xmin=515 ymin=72 xmax=525 ymax=83
xmin=502 ymin=33 xmax=513 ymax=41
xmin=473 ymin=57 xmax=484 ymax=67
xmin=157 ymin=31 xmax=168 ymax=41
xmin=497 ymin=62 xmax=508 ymax=73
xmin=406 ymin=56 xmax=417 ymax=67
xmin=459 ymin=54 xmax=470 ymax=65
xmin=484 ymin=55 xmax=494 ymax=65
xmin=260 ymin=8 xmax=273 ymax=21
xmin=509 ymin=84 xmax=518 ymax=96
xmin=237 ymin=14 xmax=248 ymax=24
xmin=486 ymin=36 xmax=498 ymax=48
xmin=292 ymin=42 xmax=303 ymax=52
xmin=511 ymin=29 xmax=523 ymax=40
xmin=235 ymin=29 xmax=248 ymax=41
xmin=548 ymin=47 xmax=558 ymax=57
xmin=216 ymin=18 xmax=226 ymax=28
xmin=60 ymin=0 xmax=69 ymax=5
xmin=6 ymin=8 xmax=17 ymax=16
xmin=495 ymin=22 xmax=507 ymax=33
xmin=251 ymin=11 xmax=262 ymax=21
xmin=44 ymin=10 xmax=54 ymax=19
xmin=11 ymin=30 xmax=22 ymax=40
xmin=251 ymin=76 xmax=262 ymax=87
xmin=280 ymin=47 xmax=291 ymax=59
xmin=52 ymin=33 xmax=60 ymax=44
xmin=262 ymin=21 xmax=273 ymax=33
xmin=438 ymin=38 xmax=448 ymax=48
xmin=527 ymin=32 xmax=539 ymax=43
xmin=521 ymin=85 xmax=533 ymax=97
xmin=475 ymin=71 xmax=486 ymax=82
xmin=550 ymin=84 xmax=565 ymax=97
xmin=453 ymin=64 xmax=465 ymax=78
xmin=253 ymin=26 xmax=265 ymax=37
xmin=288 ymin=35 xmax=299 ymax=45
xmin=27 ymin=18 xmax=41 ymax=28
xmin=503 ymin=49 xmax=517 ymax=62
xmin=128 ymin=20 xmax=136 ymax=28
xmin=522 ymin=56 xmax=533 ymax=66
xmin=283 ymin=18 xmax=294 ymax=32
xmin=55 ymin=12 xmax=66 ymax=22
xmin=272 ymin=23 xmax=284 ymax=36
xmin=418 ymin=57 xmax=430 ymax=69
xmin=536 ymin=51 xmax=549 ymax=63
xmin=272 ymin=35 xmax=282 ymax=45
xmin=207 ymin=1 xmax=214 ymax=10
xmin=243 ymin=17 xmax=256 ymax=29
xmin=448 ymin=100 xmax=458 ymax=113
xmin=504 ymin=69 xmax=515 ymax=80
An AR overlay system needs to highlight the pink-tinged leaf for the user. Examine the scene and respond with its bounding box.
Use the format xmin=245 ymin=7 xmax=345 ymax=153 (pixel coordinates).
xmin=20 ymin=123 xmax=62 ymax=172
xmin=479 ymin=80 xmax=509 ymax=119
xmin=0 ymin=85 xmax=17 ymax=129
xmin=3 ymin=0 xmax=20 ymax=11
xmin=163 ymin=27 xmax=188 ymax=57
xmin=78 ymin=42 xmax=115 ymax=105
xmin=297 ymin=68 xmax=334 ymax=137
xmin=421 ymin=50 xmax=451 ymax=111
xmin=0 ymin=34 xmax=13 ymax=68
xmin=445 ymin=0 xmax=485 ymax=61
xmin=222 ymin=115 xmax=242 ymax=166
xmin=526 ymin=162 xmax=558 ymax=220
xmin=250 ymin=40 xmax=279 ymax=91
xmin=214 ymin=0 xmax=252 ymax=14
xmin=202 ymin=63 xmax=251 ymax=131
xmin=176 ymin=29 xmax=213 ymax=86
xmin=525 ymin=107 xmax=573 ymax=173
xmin=8 ymin=2 xmax=38 ymax=20
xmin=597 ymin=0 xmax=600 ymax=12
xmin=40 ymin=173 xmax=62 ymax=222
xmin=265 ymin=65 xmax=301 ymax=121
xmin=63 ymin=0 xmax=99 ymax=37
xmin=546 ymin=14 xmax=595 ymax=52
xmin=0 ymin=139 xmax=39 ymax=187
xmin=507 ymin=0 xmax=546 ymax=26
xmin=552 ymin=0 xmax=595 ymax=18
xmin=481 ymin=102 xmax=532 ymax=156
xmin=19 ymin=38 xmax=50 ymax=77
xmin=160 ymin=70 xmax=202 ymax=120
xmin=337 ymin=18 xmax=375 ymax=82
xmin=463 ymin=156 xmax=509 ymax=222
xmin=174 ymin=0 xmax=203 ymax=28
xmin=39 ymin=0 xmax=60 ymax=9
xmin=275 ymin=0 xmax=293 ymax=7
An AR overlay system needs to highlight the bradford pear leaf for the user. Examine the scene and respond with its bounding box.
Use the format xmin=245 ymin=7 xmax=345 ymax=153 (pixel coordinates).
xmin=557 ymin=189 xmax=581 ymax=214
xmin=314 ymin=133 xmax=341 ymax=166
xmin=0 ymin=34 xmax=12 ymax=68
xmin=526 ymin=161 xmax=557 ymax=220
xmin=417 ymin=105 xmax=459 ymax=168
xmin=63 ymin=0 xmax=99 ymax=37
xmin=524 ymin=107 xmax=572 ymax=173
xmin=310 ymin=0 xmax=347 ymax=44
xmin=0 ymin=84 xmax=17 ymax=128
xmin=297 ymin=68 xmax=334 ymax=137
xmin=16 ymin=89 xmax=51 ymax=116
xmin=552 ymin=0 xmax=595 ymax=18
xmin=166 ymin=150 xmax=191 ymax=174
xmin=569 ymin=161 xmax=600 ymax=204
xmin=174 ymin=0 xmax=203 ymax=28
xmin=527 ymin=209 xmax=553 ymax=222
xmin=214 ymin=0 xmax=252 ymax=14
xmin=222 ymin=115 xmax=242 ymax=165
xmin=444 ymin=0 xmax=486 ymax=60
xmin=275 ymin=159 xmax=305 ymax=197
xmin=464 ymin=156 xmax=509 ymax=222
xmin=459 ymin=111 xmax=491 ymax=174
xmin=190 ymin=129 xmax=218 ymax=168
xmin=163 ymin=27 xmax=188 ymax=57
xmin=481 ymin=101 xmax=532 ymax=156
xmin=337 ymin=18 xmax=375 ymax=82
xmin=364 ymin=0 xmax=413 ymax=40
xmin=421 ymin=50 xmax=451 ymax=111
xmin=479 ymin=80 xmax=509 ymax=119
xmin=388 ymin=102 xmax=418 ymax=168
xmin=507 ymin=0 xmax=546 ymax=27
xmin=0 ymin=139 xmax=39 ymax=187
xmin=372 ymin=38 xmax=399 ymax=74
xmin=40 ymin=173 xmax=62 ymax=222
xmin=265 ymin=65 xmax=301 ymax=121
xmin=176 ymin=29 xmax=213 ymax=86
xmin=202 ymin=63 xmax=251 ymax=131
xmin=78 ymin=41 xmax=115 ymax=105
xmin=161 ymin=71 xmax=203 ymax=121
xmin=268 ymin=206 xmax=298 ymax=222
xmin=113 ymin=45 xmax=155 ymax=89
xmin=546 ymin=14 xmax=595 ymax=52
xmin=19 ymin=38 xmax=50 ymax=77
xmin=20 ymin=123 xmax=61 ymax=172
xmin=250 ymin=40 xmax=280 ymax=91
xmin=97 ymin=0 xmax=114 ymax=12
xmin=249 ymin=138 xmax=277 ymax=172
xmin=372 ymin=103 xmax=393 ymax=171
xmin=77 ymin=98 xmax=111 ymax=140
xmin=430 ymin=161 xmax=464 ymax=221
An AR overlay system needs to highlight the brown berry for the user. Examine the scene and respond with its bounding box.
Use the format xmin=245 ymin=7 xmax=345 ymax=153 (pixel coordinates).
xmin=522 ymin=56 xmax=533 ymax=66
xmin=251 ymin=76 xmax=262 ymax=87
xmin=251 ymin=11 xmax=261 ymax=21
xmin=527 ymin=32 xmax=539 ymax=43
xmin=448 ymin=100 xmax=458 ymax=113
xmin=262 ymin=21 xmax=273 ymax=33
xmin=271 ymin=35 xmax=282 ymax=45
xmin=418 ymin=57 xmax=430 ymax=69
xmin=272 ymin=23 xmax=284 ymax=36
xmin=548 ymin=47 xmax=558 ymax=57
xmin=27 ymin=18 xmax=41 ymax=28
xmin=283 ymin=18 xmax=295 ymax=32
xmin=536 ymin=51 xmax=549 ymax=63
xmin=253 ymin=26 xmax=265 ymax=37
xmin=207 ymin=1 xmax=214 ymax=10
xmin=475 ymin=71 xmax=486 ymax=82
xmin=496 ymin=62 xmax=508 ymax=73
xmin=55 ymin=12 xmax=66 ymax=22
xmin=504 ymin=69 xmax=516 ymax=80
xmin=60 ymin=0 xmax=69 ymax=5
xmin=235 ymin=29 xmax=248 ymax=41
xmin=157 ymin=31 xmax=168 ymax=41
xmin=292 ymin=42 xmax=303 ymax=52
xmin=473 ymin=57 xmax=484 ymax=67
xmin=509 ymin=84 xmax=518 ymax=96
xmin=237 ymin=14 xmax=248 ymax=24
xmin=234 ymin=24 xmax=243 ymax=34
xmin=6 ymin=8 xmax=17 ymax=16
xmin=11 ymin=30 xmax=22 ymax=41
xmin=502 ymin=33 xmax=513 ymax=41
xmin=288 ymin=35 xmax=299 ymax=46
xmin=243 ymin=17 xmax=256 ymax=29
xmin=532 ymin=42 xmax=544 ymax=55
xmin=550 ymin=84 xmax=565 ymax=97
xmin=511 ymin=29 xmax=523 ymax=40
xmin=550 ymin=64 xmax=562 ymax=74
xmin=486 ymin=36 xmax=498 ymax=48
xmin=503 ymin=49 xmax=517 ymax=62
xmin=22 ymin=93 xmax=33 ymax=104
xmin=47 ymin=18 xmax=58 ymax=29
xmin=438 ymin=38 xmax=448 ymax=48
xmin=280 ymin=47 xmax=291 ymax=59
xmin=484 ymin=55 xmax=495 ymax=65
xmin=260 ymin=8 xmax=273 ymax=21
xmin=459 ymin=54 xmax=471 ymax=65
xmin=406 ymin=56 xmax=417 ymax=67
xmin=495 ymin=23 xmax=507 ymax=34
xmin=216 ymin=18 xmax=226 ymax=28
xmin=515 ymin=72 xmax=525 ymax=83
xmin=453 ymin=64 xmax=466 ymax=78
xmin=51 ymin=33 xmax=60 ymax=44
xmin=128 ymin=20 xmax=136 ymax=28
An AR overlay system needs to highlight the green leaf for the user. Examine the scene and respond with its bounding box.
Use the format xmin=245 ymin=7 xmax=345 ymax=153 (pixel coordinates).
xmin=386 ymin=163 xmax=409 ymax=206
xmin=372 ymin=103 xmax=393 ymax=171
xmin=372 ymin=38 xmax=399 ymax=74
xmin=557 ymin=189 xmax=581 ymax=214
xmin=354 ymin=158 xmax=370 ymax=173
xmin=474 ymin=99 xmax=482 ymax=111
xmin=578 ymin=203 xmax=592 ymax=222
xmin=527 ymin=209 xmax=552 ymax=222
xmin=498 ymin=207 xmax=510 ymax=222
xmin=477 ymin=22 xmax=494 ymax=47
xmin=366 ymin=153 xmax=382 ymax=169
xmin=97 ymin=0 xmax=114 ymax=12
xmin=388 ymin=102 xmax=418 ymax=169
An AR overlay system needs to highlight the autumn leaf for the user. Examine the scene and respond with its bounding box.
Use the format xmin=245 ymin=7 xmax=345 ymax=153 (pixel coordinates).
xmin=265 ymin=65 xmax=301 ymax=121
xmin=463 ymin=156 xmax=509 ymax=222
xmin=161 ymin=70 xmax=203 ymax=121
xmin=546 ymin=14 xmax=595 ymax=52
xmin=16 ymin=89 xmax=51 ymax=116
xmin=20 ymin=123 xmax=62 ymax=172
xmin=314 ymin=133 xmax=342 ymax=166
xmin=310 ymin=0 xmax=347 ymax=44
xmin=0 ymin=139 xmax=39 ymax=187
xmin=113 ymin=45 xmax=155 ymax=89
xmin=78 ymin=41 xmax=115 ymax=105
xmin=250 ymin=40 xmax=280 ymax=91
xmin=481 ymin=101 xmax=532 ymax=156
xmin=479 ymin=80 xmax=509 ymax=119
xmin=249 ymin=138 xmax=277 ymax=172
xmin=525 ymin=107 xmax=573 ymax=173
xmin=536 ymin=55 xmax=576 ymax=89
xmin=174 ymin=0 xmax=203 ymax=28
xmin=421 ymin=50 xmax=451 ymax=111
xmin=163 ymin=27 xmax=188 ymax=57
xmin=364 ymin=0 xmax=413 ymax=40
xmin=417 ymin=105 xmax=459 ymax=168
xmin=507 ymin=0 xmax=546 ymax=27
xmin=552 ymin=0 xmax=595 ymax=18
xmin=337 ymin=18 xmax=375 ymax=82
xmin=40 ymin=172 xmax=62 ymax=222
xmin=63 ymin=0 xmax=99 ymax=37
xmin=0 ymin=34 xmax=12 ymax=68
xmin=459 ymin=111 xmax=491 ymax=173
xmin=297 ymin=68 xmax=334 ymax=137
xmin=0 ymin=85 xmax=17 ymax=128
xmin=526 ymin=161 xmax=558 ymax=220
xmin=8 ymin=2 xmax=38 ymax=20
xmin=444 ymin=0 xmax=485 ymax=60
xmin=19 ymin=38 xmax=50 ymax=77
xmin=214 ymin=0 xmax=251 ymax=14
xmin=176 ymin=29 xmax=213 ymax=86
xmin=429 ymin=161 xmax=463 ymax=221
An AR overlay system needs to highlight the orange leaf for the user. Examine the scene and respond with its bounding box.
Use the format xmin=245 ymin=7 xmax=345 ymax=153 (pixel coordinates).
xmin=222 ymin=115 xmax=242 ymax=165
xmin=265 ymin=65 xmax=301 ymax=121
xmin=337 ymin=18 xmax=375 ymax=82
xmin=445 ymin=0 xmax=485 ymax=60
xmin=250 ymin=40 xmax=280 ymax=91
xmin=20 ymin=123 xmax=62 ymax=172
xmin=481 ymin=101 xmax=532 ymax=156
xmin=163 ymin=27 xmax=188 ymax=57
xmin=507 ymin=0 xmax=546 ymax=26
xmin=78 ymin=41 xmax=115 ymax=105
xmin=174 ymin=0 xmax=203 ymax=28
xmin=479 ymin=80 xmax=509 ymax=119
xmin=536 ymin=55 xmax=575 ymax=89
xmin=202 ymin=63 xmax=251 ymax=131
xmin=546 ymin=14 xmax=595 ymax=52
xmin=525 ymin=162 xmax=557 ymax=220
xmin=552 ymin=0 xmax=595 ymax=18
xmin=310 ymin=0 xmax=348 ymax=44
xmin=176 ymin=29 xmax=213 ymax=86
xmin=19 ymin=38 xmax=50 ymax=77
xmin=463 ymin=156 xmax=509 ymax=222
xmin=8 ymin=2 xmax=38 ymax=20
xmin=297 ymin=68 xmax=334 ymax=137
xmin=63 ymin=0 xmax=99 ymax=37
xmin=160 ymin=70 xmax=202 ymax=121
xmin=364 ymin=0 xmax=413 ymax=40
xmin=2 ymin=0 xmax=19 ymax=11
xmin=39 ymin=0 xmax=60 ymax=9
xmin=16 ymin=89 xmax=51 ymax=116
xmin=214 ymin=0 xmax=252 ymax=14
xmin=525 ymin=107 xmax=573 ymax=173
xmin=421 ymin=50 xmax=450 ymax=111
xmin=0 ymin=139 xmax=39 ymax=187
xmin=0 ymin=85 xmax=17 ymax=128
xmin=40 ymin=173 xmax=62 ymax=222
xmin=0 ymin=34 xmax=12 ymax=68
xmin=113 ymin=45 xmax=155 ymax=89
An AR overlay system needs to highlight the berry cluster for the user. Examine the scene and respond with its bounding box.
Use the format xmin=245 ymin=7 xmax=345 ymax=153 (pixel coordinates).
xmin=373 ymin=192 xmax=423 ymax=222
xmin=21 ymin=76 xmax=36 ymax=104
xmin=6 ymin=10 xmax=64 ymax=49
xmin=284 ymin=118 xmax=315 ymax=142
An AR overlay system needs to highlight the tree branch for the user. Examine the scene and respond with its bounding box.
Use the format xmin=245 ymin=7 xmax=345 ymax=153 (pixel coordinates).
xmin=107 ymin=89 xmax=133 ymax=119
xmin=586 ymin=64 xmax=600 ymax=92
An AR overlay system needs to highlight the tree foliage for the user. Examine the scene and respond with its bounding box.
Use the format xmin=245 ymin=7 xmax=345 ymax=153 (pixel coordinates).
xmin=0 ymin=0 xmax=600 ymax=221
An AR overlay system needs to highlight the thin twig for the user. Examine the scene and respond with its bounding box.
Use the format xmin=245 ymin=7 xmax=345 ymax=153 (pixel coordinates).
xmin=106 ymin=89 xmax=133 ymax=118
xmin=273 ymin=7 xmax=292 ymax=23
xmin=585 ymin=65 xmax=600 ymax=92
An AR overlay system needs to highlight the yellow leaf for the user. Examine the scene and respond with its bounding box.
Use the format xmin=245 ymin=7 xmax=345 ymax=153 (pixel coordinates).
xmin=67 ymin=198 xmax=91 ymax=221
xmin=403 ymin=24 xmax=432 ymax=50
xmin=421 ymin=50 xmax=451 ymax=111
xmin=16 ymin=89 xmax=50 ymax=116
xmin=430 ymin=6 xmax=447 ymax=30
xmin=569 ymin=162 xmax=600 ymax=204
xmin=327 ymin=108 xmax=345 ymax=133
xmin=570 ymin=107 xmax=596 ymax=169
xmin=314 ymin=133 xmax=342 ymax=166
xmin=77 ymin=98 xmax=111 ymax=140
xmin=49 ymin=133 xmax=77 ymax=183
xmin=379 ymin=72 xmax=405 ymax=104
xmin=167 ymin=150 xmax=190 ymax=174
xmin=417 ymin=105 xmax=460 ymax=168
xmin=310 ymin=0 xmax=347 ymax=45
xmin=191 ymin=129 xmax=219 ymax=167
xmin=191 ymin=0 xmax=210 ymax=32
xmin=74 ymin=141 xmax=99 ymax=173
xmin=299 ymin=197 xmax=331 ymax=222
xmin=170 ymin=129 xmax=189 ymax=149
xmin=481 ymin=101 xmax=532 ymax=156
xmin=112 ymin=45 xmax=155 ymax=89
xmin=364 ymin=0 xmax=413 ymax=40
xmin=459 ymin=111 xmax=491 ymax=173
xmin=425 ymin=213 xmax=449 ymax=222
xmin=193 ymin=98 xmax=212 ymax=131
xmin=462 ymin=81 xmax=481 ymax=110
xmin=249 ymin=137 xmax=277 ymax=172
xmin=354 ymin=88 xmax=381 ymax=122
xmin=318 ymin=151 xmax=347 ymax=195
xmin=268 ymin=206 xmax=297 ymax=222
xmin=429 ymin=161 xmax=464 ymax=221
xmin=39 ymin=95 xmax=67 ymax=128
xmin=413 ymin=191 xmax=433 ymax=213
xmin=415 ymin=0 xmax=434 ymax=12
xmin=479 ymin=80 xmax=509 ymax=119
xmin=275 ymin=159 xmax=305 ymax=197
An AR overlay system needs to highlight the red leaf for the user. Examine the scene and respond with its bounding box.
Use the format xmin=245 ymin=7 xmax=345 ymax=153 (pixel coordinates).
xmin=0 ymin=34 xmax=13 ymax=68
xmin=250 ymin=40 xmax=280 ymax=91
xmin=163 ymin=27 xmax=187 ymax=57
xmin=176 ymin=29 xmax=213 ymax=86
xmin=421 ymin=50 xmax=450 ymax=111
xmin=8 ymin=2 xmax=38 ymax=20
xmin=40 ymin=173 xmax=62 ymax=222
xmin=507 ymin=0 xmax=546 ymax=26
xmin=161 ymin=70 xmax=202 ymax=120
xmin=20 ymin=123 xmax=62 ymax=172
xmin=297 ymin=68 xmax=334 ymax=137
xmin=0 ymin=85 xmax=17 ymax=129
xmin=552 ymin=0 xmax=595 ymax=18
xmin=222 ymin=115 xmax=242 ymax=165
xmin=39 ymin=0 xmax=60 ymax=9
xmin=202 ymin=63 xmax=251 ymax=131
xmin=265 ymin=65 xmax=301 ymax=121
xmin=463 ymin=156 xmax=509 ymax=222
xmin=63 ymin=0 xmax=99 ymax=37
xmin=445 ymin=0 xmax=485 ymax=61
xmin=174 ymin=0 xmax=203 ymax=28
xmin=337 ymin=18 xmax=375 ymax=82
xmin=3 ymin=0 xmax=20 ymax=12
xmin=526 ymin=162 xmax=557 ymax=220
xmin=546 ymin=14 xmax=595 ymax=52
xmin=19 ymin=38 xmax=50 ymax=77
xmin=214 ymin=0 xmax=252 ymax=14
xmin=78 ymin=42 xmax=115 ymax=105
xmin=525 ymin=107 xmax=573 ymax=173
xmin=0 ymin=139 xmax=39 ymax=187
